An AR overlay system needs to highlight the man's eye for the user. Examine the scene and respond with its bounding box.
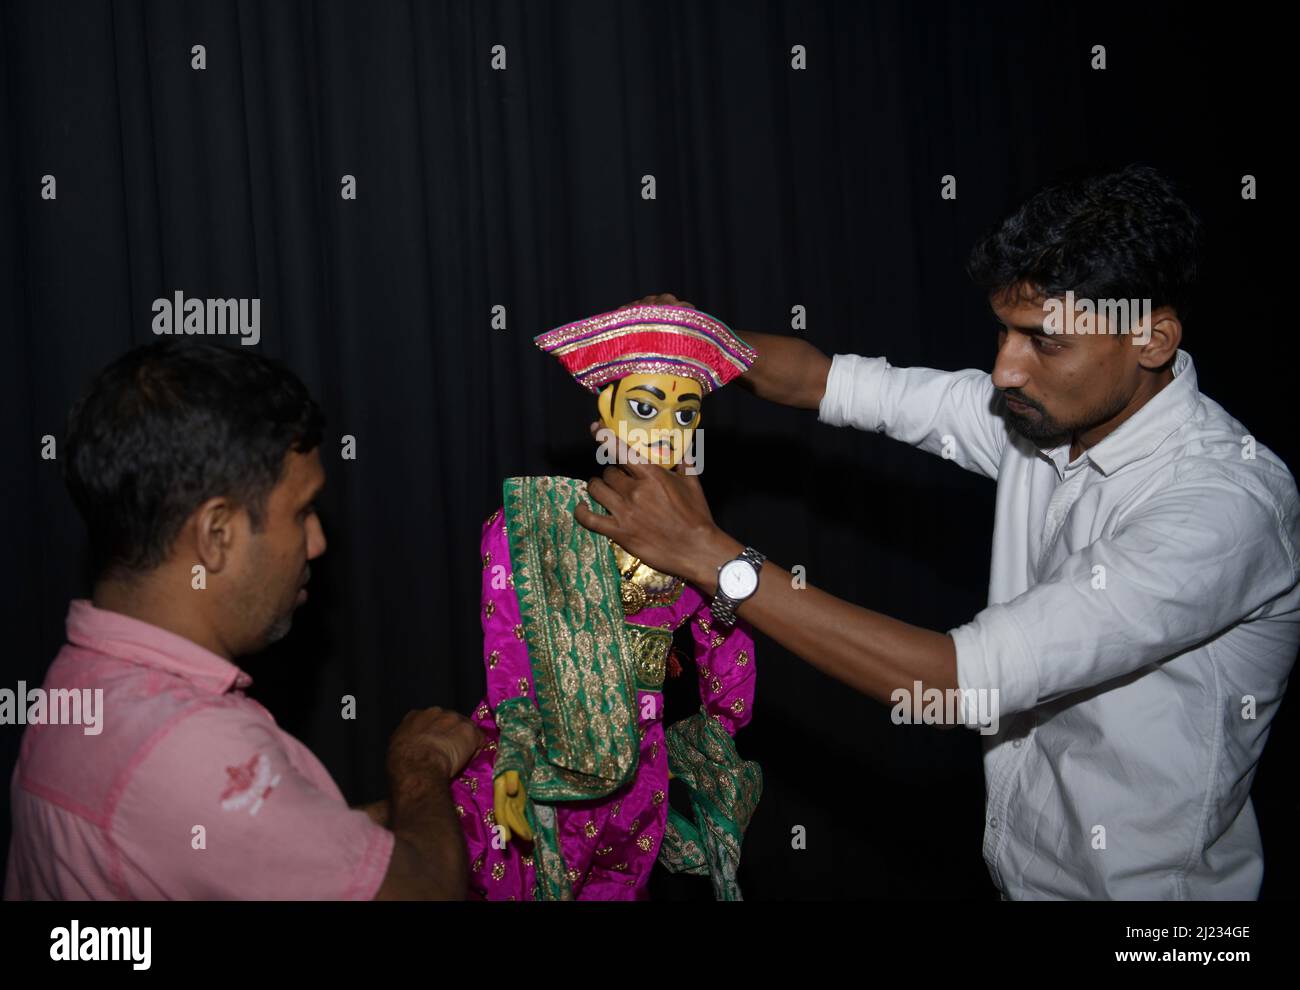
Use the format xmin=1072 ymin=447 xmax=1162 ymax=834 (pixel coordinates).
xmin=675 ymin=408 xmax=698 ymax=427
xmin=1033 ymin=336 xmax=1061 ymax=351
xmin=300 ymin=503 xmax=317 ymax=519
xmin=628 ymin=400 xmax=657 ymax=419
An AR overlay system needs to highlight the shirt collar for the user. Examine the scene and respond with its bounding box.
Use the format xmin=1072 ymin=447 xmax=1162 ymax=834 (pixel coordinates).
xmin=1038 ymin=348 xmax=1199 ymax=479
xmin=65 ymin=599 xmax=253 ymax=694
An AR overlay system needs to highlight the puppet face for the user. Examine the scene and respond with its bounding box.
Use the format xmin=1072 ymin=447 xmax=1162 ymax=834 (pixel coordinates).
xmin=597 ymin=372 xmax=702 ymax=468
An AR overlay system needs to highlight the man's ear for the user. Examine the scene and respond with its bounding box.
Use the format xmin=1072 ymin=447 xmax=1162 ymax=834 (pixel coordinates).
xmin=190 ymin=496 xmax=241 ymax=575
xmin=1137 ymin=306 xmax=1182 ymax=371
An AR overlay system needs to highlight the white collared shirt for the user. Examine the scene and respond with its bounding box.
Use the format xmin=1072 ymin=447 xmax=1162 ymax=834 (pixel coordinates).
xmin=819 ymin=348 xmax=1300 ymax=899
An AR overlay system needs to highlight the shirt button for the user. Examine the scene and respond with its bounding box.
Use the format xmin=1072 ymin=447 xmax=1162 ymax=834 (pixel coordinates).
xmin=989 ymin=818 xmax=999 ymax=829
xmin=1012 ymin=738 xmax=1023 ymax=748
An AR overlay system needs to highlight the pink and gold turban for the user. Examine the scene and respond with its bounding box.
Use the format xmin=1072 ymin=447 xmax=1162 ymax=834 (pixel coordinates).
xmin=534 ymin=304 xmax=757 ymax=395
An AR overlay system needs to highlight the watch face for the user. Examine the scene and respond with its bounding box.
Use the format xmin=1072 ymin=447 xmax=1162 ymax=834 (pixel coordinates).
xmin=719 ymin=559 xmax=758 ymax=600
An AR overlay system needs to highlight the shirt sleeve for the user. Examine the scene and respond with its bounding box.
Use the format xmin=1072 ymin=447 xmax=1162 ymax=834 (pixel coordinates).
xmin=112 ymin=700 xmax=395 ymax=900
xmin=689 ymin=603 xmax=757 ymax=736
xmin=479 ymin=507 xmax=537 ymax=713
xmin=818 ymin=353 xmax=1008 ymax=480
xmin=948 ymin=464 xmax=1300 ymax=723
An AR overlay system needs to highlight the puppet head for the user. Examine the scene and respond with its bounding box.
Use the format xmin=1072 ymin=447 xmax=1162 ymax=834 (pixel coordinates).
xmin=535 ymin=304 xmax=756 ymax=467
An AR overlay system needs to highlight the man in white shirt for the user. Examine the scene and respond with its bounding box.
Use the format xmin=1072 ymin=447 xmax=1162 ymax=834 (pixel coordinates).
xmin=577 ymin=165 xmax=1300 ymax=899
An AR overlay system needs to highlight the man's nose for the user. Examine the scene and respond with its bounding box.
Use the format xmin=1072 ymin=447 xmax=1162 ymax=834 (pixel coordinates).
xmin=307 ymin=514 xmax=327 ymax=559
xmin=991 ymin=333 xmax=1032 ymax=390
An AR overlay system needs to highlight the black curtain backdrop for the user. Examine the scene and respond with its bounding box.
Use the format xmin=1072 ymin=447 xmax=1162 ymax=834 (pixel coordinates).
xmin=0 ymin=0 xmax=1290 ymax=899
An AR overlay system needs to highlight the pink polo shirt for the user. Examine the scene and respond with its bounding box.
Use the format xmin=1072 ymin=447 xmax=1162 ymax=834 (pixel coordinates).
xmin=5 ymin=600 xmax=393 ymax=900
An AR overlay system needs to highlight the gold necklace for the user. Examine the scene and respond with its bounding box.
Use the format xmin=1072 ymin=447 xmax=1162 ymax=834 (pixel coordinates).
xmin=608 ymin=539 xmax=684 ymax=615
xmin=615 ymin=545 xmax=650 ymax=615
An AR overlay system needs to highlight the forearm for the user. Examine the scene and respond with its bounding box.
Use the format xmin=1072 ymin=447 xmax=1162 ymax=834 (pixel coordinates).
xmin=684 ymin=528 xmax=958 ymax=703
xmin=735 ymin=331 xmax=833 ymax=410
xmin=375 ymin=773 xmax=468 ymax=900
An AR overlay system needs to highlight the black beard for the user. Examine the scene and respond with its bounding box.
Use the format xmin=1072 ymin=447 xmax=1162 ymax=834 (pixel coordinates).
xmin=1001 ymin=386 xmax=1132 ymax=451
xmin=1004 ymin=407 xmax=1070 ymax=447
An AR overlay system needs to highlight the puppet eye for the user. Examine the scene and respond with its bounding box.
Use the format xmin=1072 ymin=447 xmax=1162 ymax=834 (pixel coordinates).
xmin=628 ymin=399 xmax=657 ymax=420
xmin=674 ymin=408 xmax=698 ymax=427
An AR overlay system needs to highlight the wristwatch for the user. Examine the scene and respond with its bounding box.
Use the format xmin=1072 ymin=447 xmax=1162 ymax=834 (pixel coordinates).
xmin=710 ymin=547 xmax=766 ymax=627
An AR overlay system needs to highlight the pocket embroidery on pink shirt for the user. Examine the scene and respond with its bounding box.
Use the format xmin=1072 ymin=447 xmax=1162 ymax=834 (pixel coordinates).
xmin=221 ymin=753 xmax=282 ymax=817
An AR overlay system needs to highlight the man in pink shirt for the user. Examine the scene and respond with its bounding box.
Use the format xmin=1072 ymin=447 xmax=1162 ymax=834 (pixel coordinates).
xmin=6 ymin=341 xmax=482 ymax=900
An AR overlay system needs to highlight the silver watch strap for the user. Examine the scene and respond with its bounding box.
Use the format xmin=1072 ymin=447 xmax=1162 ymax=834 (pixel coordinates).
xmin=711 ymin=546 xmax=766 ymax=627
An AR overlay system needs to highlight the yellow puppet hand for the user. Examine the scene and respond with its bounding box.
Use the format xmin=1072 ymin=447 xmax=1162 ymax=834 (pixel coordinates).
xmin=493 ymin=770 xmax=533 ymax=843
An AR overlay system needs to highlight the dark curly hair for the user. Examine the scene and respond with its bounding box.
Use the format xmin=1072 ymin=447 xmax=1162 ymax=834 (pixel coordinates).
xmin=64 ymin=340 xmax=324 ymax=579
xmin=966 ymin=164 xmax=1204 ymax=320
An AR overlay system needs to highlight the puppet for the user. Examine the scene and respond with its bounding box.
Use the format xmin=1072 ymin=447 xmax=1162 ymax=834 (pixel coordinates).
xmin=450 ymin=304 xmax=762 ymax=900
